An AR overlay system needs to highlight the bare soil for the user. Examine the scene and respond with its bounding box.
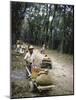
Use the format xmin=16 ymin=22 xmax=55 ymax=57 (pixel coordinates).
xmin=11 ymin=47 xmax=74 ymax=98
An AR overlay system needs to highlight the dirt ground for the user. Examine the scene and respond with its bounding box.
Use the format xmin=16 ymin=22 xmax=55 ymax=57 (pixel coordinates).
xmin=11 ymin=46 xmax=74 ymax=98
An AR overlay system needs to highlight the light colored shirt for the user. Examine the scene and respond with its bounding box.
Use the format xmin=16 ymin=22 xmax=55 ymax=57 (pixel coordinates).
xmin=24 ymin=51 xmax=35 ymax=65
xmin=17 ymin=44 xmax=20 ymax=48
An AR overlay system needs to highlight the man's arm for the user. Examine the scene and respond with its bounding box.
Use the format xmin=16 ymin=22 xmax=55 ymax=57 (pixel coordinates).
xmin=24 ymin=53 xmax=32 ymax=65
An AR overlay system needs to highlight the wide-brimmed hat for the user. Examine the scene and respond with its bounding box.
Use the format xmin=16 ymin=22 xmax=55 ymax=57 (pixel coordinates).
xmin=29 ymin=45 xmax=34 ymax=49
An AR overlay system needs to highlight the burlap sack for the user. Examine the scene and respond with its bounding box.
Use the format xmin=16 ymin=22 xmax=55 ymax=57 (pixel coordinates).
xmin=31 ymin=67 xmax=42 ymax=79
xmin=36 ymin=71 xmax=54 ymax=86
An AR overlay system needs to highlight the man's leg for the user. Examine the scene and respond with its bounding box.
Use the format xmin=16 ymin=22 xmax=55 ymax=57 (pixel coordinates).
xmin=26 ymin=64 xmax=31 ymax=79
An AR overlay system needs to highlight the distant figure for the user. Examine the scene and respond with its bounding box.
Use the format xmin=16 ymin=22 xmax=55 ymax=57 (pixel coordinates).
xmin=16 ymin=40 xmax=20 ymax=53
xmin=40 ymin=43 xmax=46 ymax=54
xmin=24 ymin=45 xmax=36 ymax=78
xmin=19 ymin=42 xmax=26 ymax=54
xmin=19 ymin=45 xmax=25 ymax=54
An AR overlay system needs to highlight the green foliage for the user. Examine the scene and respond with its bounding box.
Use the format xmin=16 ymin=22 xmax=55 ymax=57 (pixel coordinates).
xmin=11 ymin=2 xmax=74 ymax=54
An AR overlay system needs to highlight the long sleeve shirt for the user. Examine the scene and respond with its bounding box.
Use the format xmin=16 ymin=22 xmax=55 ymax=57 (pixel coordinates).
xmin=24 ymin=52 xmax=35 ymax=66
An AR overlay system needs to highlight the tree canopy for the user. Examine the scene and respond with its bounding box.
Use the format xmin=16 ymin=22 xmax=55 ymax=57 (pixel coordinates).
xmin=11 ymin=2 xmax=74 ymax=54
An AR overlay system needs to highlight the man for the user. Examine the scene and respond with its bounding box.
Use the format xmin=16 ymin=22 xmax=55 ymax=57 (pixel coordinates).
xmin=16 ymin=40 xmax=20 ymax=53
xmin=24 ymin=45 xmax=36 ymax=78
xmin=19 ymin=43 xmax=25 ymax=54
xmin=40 ymin=43 xmax=46 ymax=54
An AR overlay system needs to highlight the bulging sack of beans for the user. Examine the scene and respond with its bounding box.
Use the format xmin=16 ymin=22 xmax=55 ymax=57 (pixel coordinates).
xmin=32 ymin=67 xmax=42 ymax=79
xmin=36 ymin=70 xmax=54 ymax=86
